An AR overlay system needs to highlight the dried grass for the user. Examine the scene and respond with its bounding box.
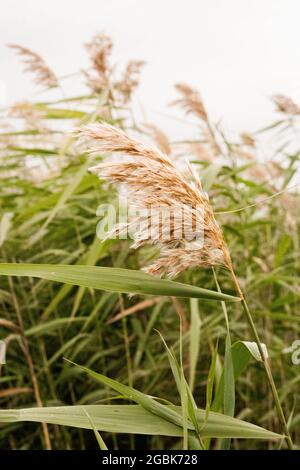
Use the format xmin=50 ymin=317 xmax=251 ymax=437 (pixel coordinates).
xmin=78 ymin=123 xmax=231 ymax=277
xmin=8 ymin=44 xmax=58 ymax=88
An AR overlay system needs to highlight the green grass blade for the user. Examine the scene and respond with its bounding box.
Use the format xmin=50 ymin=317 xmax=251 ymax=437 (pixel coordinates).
xmin=0 ymin=405 xmax=282 ymax=440
xmin=82 ymin=407 xmax=108 ymax=450
xmin=65 ymin=359 xmax=187 ymax=430
xmin=223 ymin=333 xmax=235 ymax=417
xmin=213 ymin=340 xmax=268 ymax=412
xmin=221 ymin=333 xmax=235 ymax=450
xmin=206 ymin=339 xmax=219 ymax=423
xmin=0 ymin=263 xmax=241 ymax=301
xmin=189 ymin=298 xmax=201 ymax=392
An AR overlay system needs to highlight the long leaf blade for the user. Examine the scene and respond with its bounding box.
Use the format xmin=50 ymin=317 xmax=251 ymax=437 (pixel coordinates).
xmin=0 ymin=263 xmax=240 ymax=301
xmin=0 ymin=405 xmax=282 ymax=439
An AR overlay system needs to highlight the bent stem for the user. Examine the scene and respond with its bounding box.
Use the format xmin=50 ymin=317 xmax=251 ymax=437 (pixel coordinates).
xmin=229 ymin=266 xmax=293 ymax=450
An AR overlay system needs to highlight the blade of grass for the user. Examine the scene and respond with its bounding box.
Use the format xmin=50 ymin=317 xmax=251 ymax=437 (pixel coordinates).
xmin=189 ymin=298 xmax=201 ymax=392
xmin=82 ymin=407 xmax=108 ymax=450
xmin=0 ymin=403 xmax=283 ymax=439
xmin=0 ymin=263 xmax=241 ymax=301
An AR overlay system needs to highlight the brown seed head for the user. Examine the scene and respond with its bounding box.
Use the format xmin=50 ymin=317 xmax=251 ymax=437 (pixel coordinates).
xmin=272 ymin=94 xmax=300 ymax=116
xmin=78 ymin=123 xmax=231 ymax=277
xmin=173 ymin=83 xmax=208 ymax=122
xmin=8 ymin=44 xmax=58 ymax=89
xmin=143 ymin=123 xmax=171 ymax=156
xmin=84 ymin=33 xmax=113 ymax=93
xmin=240 ymin=132 xmax=256 ymax=147
xmin=85 ymin=33 xmax=113 ymax=76
xmin=9 ymin=101 xmax=47 ymax=132
xmin=116 ymin=60 xmax=145 ymax=103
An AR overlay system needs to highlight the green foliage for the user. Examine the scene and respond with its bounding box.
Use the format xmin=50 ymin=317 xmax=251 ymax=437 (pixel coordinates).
xmin=0 ymin=41 xmax=299 ymax=450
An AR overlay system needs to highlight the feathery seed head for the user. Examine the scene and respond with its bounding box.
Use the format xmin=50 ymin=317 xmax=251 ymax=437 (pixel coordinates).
xmin=8 ymin=44 xmax=58 ymax=89
xmin=143 ymin=123 xmax=171 ymax=156
xmin=84 ymin=33 xmax=113 ymax=93
xmin=85 ymin=33 xmax=113 ymax=75
xmin=272 ymin=94 xmax=300 ymax=116
xmin=78 ymin=123 xmax=231 ymax=277
xmin=9 ymin=101 xmax=47 ymax=132
xmin=240 ymin=132 xmax=256 ymax=147
xmin=116 ymin=60 xmax=145 ymax=103
xmin=173 ymin=83 xmax=208 ymax=122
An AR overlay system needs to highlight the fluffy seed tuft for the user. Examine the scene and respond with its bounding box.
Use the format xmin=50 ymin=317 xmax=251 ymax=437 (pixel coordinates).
xmin=8 ymin=44 xmax=58 ymax=89
xmin=78 ymin=123 xmax=231 ymax=277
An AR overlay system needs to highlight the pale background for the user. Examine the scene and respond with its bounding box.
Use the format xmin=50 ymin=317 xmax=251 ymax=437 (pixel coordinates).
xmin=1 ymin=0 xmax=300 ymax=136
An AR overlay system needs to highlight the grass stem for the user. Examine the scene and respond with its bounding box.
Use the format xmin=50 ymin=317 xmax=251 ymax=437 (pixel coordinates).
xmin=229 ymin=268 xmax=294 ymax=450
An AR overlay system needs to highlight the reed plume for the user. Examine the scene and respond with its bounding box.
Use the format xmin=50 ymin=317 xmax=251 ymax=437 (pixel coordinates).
xmin=8 ymin=44 xmax=58 ymax=89
xmin=84 ymin=33 xmax=144 ymax=103
xmin=143 ymin=123 xmax=171 ymax=155
xmin=9 ymin=101 xmax=46 ymax=132
xmin=173 ymin=83 xmax=208 ymax=122
xmin=272 ymin=94 xmax=300 ymax=116
xmin=240 ymin=132 xmax=256 ymax=147
xmin=116 ymin=60 xmax=145 ymax=103
xmin=187 ymin=142 xmax=214 ymax=162
xmin=78 ymin=123 xmax=231 ymax=278
xmin=173 ymin=83 xmax=222 ymax=161
xmin=84 ymin=33 xmax=113 ymax=93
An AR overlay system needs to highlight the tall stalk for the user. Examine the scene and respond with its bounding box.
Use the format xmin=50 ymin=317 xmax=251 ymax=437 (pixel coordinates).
xmin=229 ymin=266 xmax=293 ymax=450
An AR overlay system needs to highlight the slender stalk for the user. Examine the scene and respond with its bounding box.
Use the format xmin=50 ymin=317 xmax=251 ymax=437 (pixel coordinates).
xmin=8 ymin=277 xmax=52 ymax=450
xmin=229 ymin=267 xmax=293 ymax=450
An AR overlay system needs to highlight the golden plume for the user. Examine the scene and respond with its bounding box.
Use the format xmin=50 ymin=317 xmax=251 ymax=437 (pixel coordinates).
xmin=78 ymin=123 xmax=232 ymax=278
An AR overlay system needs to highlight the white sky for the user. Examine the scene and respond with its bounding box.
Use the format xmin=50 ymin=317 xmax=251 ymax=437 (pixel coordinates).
xmin=1 ymin=0 xmax=300 ymax=136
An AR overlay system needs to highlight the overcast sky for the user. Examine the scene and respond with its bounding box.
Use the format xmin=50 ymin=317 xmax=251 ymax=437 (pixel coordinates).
xmin=1 ymin=0 xmax=300 ymax=136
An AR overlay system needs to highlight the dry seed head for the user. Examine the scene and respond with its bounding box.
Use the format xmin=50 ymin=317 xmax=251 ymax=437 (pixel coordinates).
xmin=272 ymin=94 xmax=300 ymax=116
xmin=279 ymin=193 xmax=300 ymax=232
xmin=78 ymin=123 xmax=231 ymax=277
xmin=9 ymin=101 xmax=47 ymax=132
xmin=85 ymin=33 xmax=113 ymax=76
xmin=240 ymin=132 xmax=256 ymax=147
xmin=146 ymin=245 xmax=228 ymax=278
xmin=187 ymin=142 xmax=213 ymax=162
xmin=82 ymin=69 xmax=109 ymax=94
xmin=232 ymin=144 xmax=255 ymax=162
xmin=143 ymin=123 xmax=171 ymax=155
xmin=8 ymin=44 xmax=58 ymax=89
xmin=173 ymin=83 xmax=208 ymax=122
xmin=247 ymin=161 xmax=283 ymax=185
xmin=84 ymin=33 xmax=113 ymax=93
xmin=247 ymin=163 xmax=269 ymax=183
xmin=116 ymin=60 xmax=145 ymax=103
